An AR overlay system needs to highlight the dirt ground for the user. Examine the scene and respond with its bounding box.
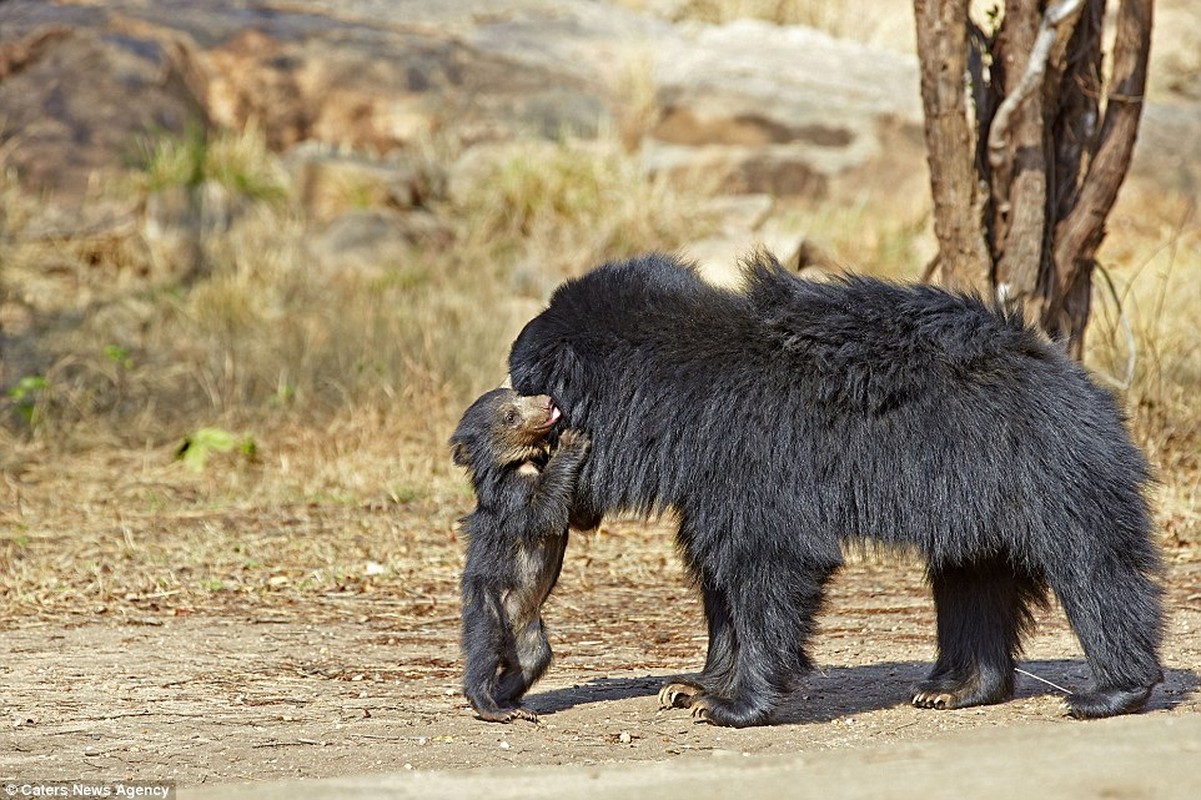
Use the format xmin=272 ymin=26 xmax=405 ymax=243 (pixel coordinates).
xmin=1 ymin=505 xmax=1199 ymax=791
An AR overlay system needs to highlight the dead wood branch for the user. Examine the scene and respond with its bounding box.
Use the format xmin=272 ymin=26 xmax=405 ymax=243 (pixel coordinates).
xmin=987 ymin=0 xmax=1086 ymax=171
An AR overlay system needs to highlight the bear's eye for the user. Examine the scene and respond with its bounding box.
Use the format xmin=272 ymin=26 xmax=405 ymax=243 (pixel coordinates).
xmin=502 ymin=408 xmax=520 ymax=426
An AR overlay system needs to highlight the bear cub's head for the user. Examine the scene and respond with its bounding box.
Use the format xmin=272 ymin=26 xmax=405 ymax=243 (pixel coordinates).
xmin=450 ymin=388 xmax=561 ymax=479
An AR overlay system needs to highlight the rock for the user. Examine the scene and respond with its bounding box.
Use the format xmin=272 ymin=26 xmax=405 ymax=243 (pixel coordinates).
xmin=1146 ymin=2 xmax=1201 ymax=103
xmin=649 ymin=19 xmax=923 ymax=198
xmin=0 ymin=11 xmax=207 ymax=199
xmin=700 ymin=194 xmax=777 ymax=233
xmin=169 ymin=0 xmax=613 ymax=149
xmin=1130 ymin=103 xmax=1201 ymax=197
xmin=1 ymin=0 xmax=1196 ymax=210
xmin=193 ymin=0 xmax=644 ymax=151
xmin=685 ymin=194 xmax=816 ymax=286
xmin=0 ymin=0 xmax=613 ymax=201
xmin=288 ymin=0 xmax=674 ymax=84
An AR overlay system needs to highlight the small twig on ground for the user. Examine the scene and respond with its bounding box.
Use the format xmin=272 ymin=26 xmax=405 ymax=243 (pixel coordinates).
xmin=1015 ymin=667 xmax=1072 ymax=695
xmin=251 ymin=738 xmax=325 ymax=749
xmin=878 ymin=720 xmax=919 ymax=735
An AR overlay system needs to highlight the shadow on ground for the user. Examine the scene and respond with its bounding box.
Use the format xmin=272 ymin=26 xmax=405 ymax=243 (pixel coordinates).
xmin=525 ymin=660 xmax=1199 ymax=724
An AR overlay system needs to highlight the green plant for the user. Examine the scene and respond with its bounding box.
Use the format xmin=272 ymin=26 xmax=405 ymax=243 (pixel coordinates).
xmin=104 ymin=345 xmax=133 ymax=369
xmin=177 ymin=427 xmax=257 ymax=473
xmin=8 ymin=375 xmax=47 ymax=427
xmin=138 ymin=123 xmax=207 ymax=192
xmin=388 ymin=485 xmax=421 ymax=505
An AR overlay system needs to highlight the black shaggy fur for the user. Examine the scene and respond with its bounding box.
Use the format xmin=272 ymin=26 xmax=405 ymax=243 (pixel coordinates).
xmin=451 ymin=388 xmax=591 ymax=723
xmin=508 ymin=252 xmax=1163 ymax=728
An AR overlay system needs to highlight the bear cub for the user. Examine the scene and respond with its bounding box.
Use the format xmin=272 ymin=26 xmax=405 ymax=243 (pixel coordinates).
xmin=450 ymin=387 xmax=592 ymax=723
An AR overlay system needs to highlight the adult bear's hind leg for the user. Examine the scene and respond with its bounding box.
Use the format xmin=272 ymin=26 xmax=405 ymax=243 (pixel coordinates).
xmin=914 ymin=558 xmax=1044 ymax=710
xmin=1048 ymin=550 xmax=1163 ymax=718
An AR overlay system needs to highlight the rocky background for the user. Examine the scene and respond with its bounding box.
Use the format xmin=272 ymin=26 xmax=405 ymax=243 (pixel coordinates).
xmin=2 ymin=0 xmax=1198 ymax=282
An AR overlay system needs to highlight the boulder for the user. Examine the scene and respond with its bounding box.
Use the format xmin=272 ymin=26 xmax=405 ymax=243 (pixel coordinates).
xmin=0 ymin=14 xmax=206 ymax=198
xmin=1 ymin=0 xmax=1196 ymax=212
xmin=0 ymin=0 xmax=612 ymax=203
xmin=649 ymin=19 xmax=923 ymax=197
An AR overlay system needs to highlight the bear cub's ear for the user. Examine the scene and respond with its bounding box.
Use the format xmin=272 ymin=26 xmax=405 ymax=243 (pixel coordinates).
xmin=451 ymin=441 xmax=472 ymax=467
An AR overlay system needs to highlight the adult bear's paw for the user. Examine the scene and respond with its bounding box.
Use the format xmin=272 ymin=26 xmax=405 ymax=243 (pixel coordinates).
xmin=1064 ymin=685 xmax=1155 ymax=719
xmin=911 ymin=669 xmax=1013 ymax=710
xmin=911 ymin=687 xmax=968 ymax=710
xmin=686 ymin=695 xmax=771 ymax=728
xmin=658 ymin=680 xmax=704 ymax=710
xmin=473 ymin=705 xmax=541 ymax=724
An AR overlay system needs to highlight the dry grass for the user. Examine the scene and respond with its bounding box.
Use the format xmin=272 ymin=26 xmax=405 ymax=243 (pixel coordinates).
xmin=1088 ymin=188 xmax=1201 ymax=547
xmin=1 ymin=112 xmax=1199 ymax=625
xmin=0 ymin=129 xmax=715 ymax=449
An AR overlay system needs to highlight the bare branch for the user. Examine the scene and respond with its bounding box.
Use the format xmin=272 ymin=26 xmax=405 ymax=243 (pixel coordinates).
xmin=987 ymin=0 xmax=1086 ymax=171
xmin=1049 ymin=2 xmax=1104 ymax=224
xmin=1051 ymin=0 xmax=1154 ymax=304
xmin=913 ymin=0 xmax=1152 ymax=358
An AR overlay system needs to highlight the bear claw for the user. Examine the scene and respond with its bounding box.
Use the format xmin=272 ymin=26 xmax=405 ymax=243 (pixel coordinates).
xmin=658 ymin=681 xmax=703 ymax=710
xmin=912 ymin=691 xmax=952 ymax=710
xmin=475 ymin=706 xmax=540 ymax=724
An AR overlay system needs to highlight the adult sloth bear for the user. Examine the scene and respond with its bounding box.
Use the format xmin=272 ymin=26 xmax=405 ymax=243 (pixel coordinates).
xmin=508 ymin=252 xmax=1163 ymax=728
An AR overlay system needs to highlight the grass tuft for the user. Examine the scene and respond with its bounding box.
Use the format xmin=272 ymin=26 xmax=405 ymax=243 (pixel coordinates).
xmin=137 ymin=121 xmax=289 ymax=204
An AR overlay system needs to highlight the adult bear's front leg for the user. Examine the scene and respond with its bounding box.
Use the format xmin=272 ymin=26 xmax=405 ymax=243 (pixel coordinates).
xmin=660 ymin=582 xmax=738 ymax=705
xmin=680 ymin=556 xmax=835 ymax=727
xmin=698 ymin=581 xmax=738 ymax=689
xmin=659 ymin=554 xmax=739 ymax=710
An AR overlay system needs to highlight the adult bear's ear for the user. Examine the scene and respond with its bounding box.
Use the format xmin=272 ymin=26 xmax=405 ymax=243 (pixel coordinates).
xmin=553 ymin=346 xmax=585 ymax=409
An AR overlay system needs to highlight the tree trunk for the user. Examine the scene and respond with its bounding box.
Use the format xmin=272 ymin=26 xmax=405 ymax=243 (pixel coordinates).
xmin=913 ymin=0 xmax=1154 ymax=359
xmin=991 ymin=0 xmax=1048 ymax=303
xmin=912 ymin=0 xmax=991 ymax=293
